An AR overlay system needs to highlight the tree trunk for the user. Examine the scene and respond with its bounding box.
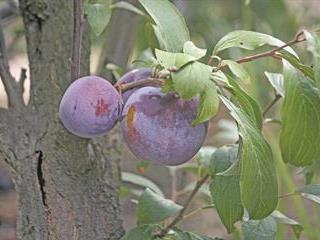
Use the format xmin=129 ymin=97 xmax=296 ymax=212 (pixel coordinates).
xmin=0 ymin=0 xmax=137 ymax=239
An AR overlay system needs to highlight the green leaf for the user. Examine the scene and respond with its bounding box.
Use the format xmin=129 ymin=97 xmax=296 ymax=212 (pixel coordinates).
xmin=304 ymin=30 xmax=320 ymax=87
xmin=155 ymin=49 xmax=196 ymax=69
xmin=221 ymin=97 xmax=278 ymax=219
xmin=222 ymin=60 xmax=250 ymax=84
xmin=242 ymin=216 xmax=277 ymax=240
xmin=264 ymin=72 xmax=284 ymax=97
xmin=192 ymin=81 xmax=219 ymax=125
xmin=121 ymin=225 xmax=154 ymax=240
xmin=110 ymin=1 xmax=145 ymax=16
xmin=137 ymin=188 xmax=183 ymax=225
xmin=209 ymin=146 xmax=244 ymax=233
xmin=227 ymin=76 xmax=263 ymax=130
xmin=84 ymin=2 xmax=112 ymax=36
xmin=296 ymin=184 xmax=320 ymax=196
xmin=139 ymin=0 xmax=190 ymax=52
xmin=276 ymin=51 xmax=314 ymax=80
xmin=271 ymin=210 xmax=303 ymax=239
xmin=172 ymin=62 xmax=213 ymax=99
xmin=167 ymin=228 xmax=224 ymax=240
xmin=280 ymin=61 xmax=320 ymax=166
xmin=213 ymin=30 xmax=296 ymax=56
xmin=121 ymin=172 xmax=164 ymax=197
xmin=183 ymin=41 xmax=207 ymax=59
xmin=299 ymin=193 xmax=320 ymax=204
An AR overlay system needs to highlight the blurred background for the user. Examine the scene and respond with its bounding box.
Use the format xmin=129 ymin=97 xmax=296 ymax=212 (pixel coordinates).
xmin=0 ymin=0 xmax=319 ymax=239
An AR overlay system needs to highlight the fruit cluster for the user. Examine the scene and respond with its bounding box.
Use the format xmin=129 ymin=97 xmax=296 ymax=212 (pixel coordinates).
xmin=59 ymin=68 xmax=208 ymax=166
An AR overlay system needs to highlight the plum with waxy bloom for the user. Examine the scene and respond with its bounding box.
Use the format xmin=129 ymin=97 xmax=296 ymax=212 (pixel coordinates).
xmin=121 ymin=87 xmax=207 ymax=166
xmin=59 ymin=76 xmax=122 ymax=138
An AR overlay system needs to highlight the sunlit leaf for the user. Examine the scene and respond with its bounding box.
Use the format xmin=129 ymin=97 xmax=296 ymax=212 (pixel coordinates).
xmin=213 ymin=30 xmax=297 ymax=56
xmin=183 ymin=41 xmax=207 ymax=59
xmin=139 ymin=0 xmax=190 ymax=52
xmin=155 ymin=49 xmax=196 ymax=69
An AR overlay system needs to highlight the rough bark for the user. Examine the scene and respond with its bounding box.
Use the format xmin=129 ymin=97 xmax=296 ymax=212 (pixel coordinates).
xmin=0 ymin=0 xmax=137 ymax=239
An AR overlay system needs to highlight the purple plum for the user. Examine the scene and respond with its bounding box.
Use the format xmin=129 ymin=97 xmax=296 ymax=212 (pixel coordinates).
xmin=117 ymin=68 xmax=152 ymax=102
xmin=59 ymin=76 xmax=122 ymax=138
xmin=121 ymin=87 xmax=208 ymax=166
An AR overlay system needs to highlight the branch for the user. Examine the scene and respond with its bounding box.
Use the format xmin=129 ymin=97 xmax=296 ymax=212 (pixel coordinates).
xmin=157 ymin=174 xmax=210 ymax=237
xmin=70 ymin=0 xmax=83 ymax=81
xmin=0 ymin=22 xmax=23 ymax=107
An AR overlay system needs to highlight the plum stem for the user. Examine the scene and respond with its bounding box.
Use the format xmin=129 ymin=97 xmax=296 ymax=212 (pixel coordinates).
xmin=156 ymin=174 xmax=210 ymax=238
xmin=71 ymin=0 xmax=83 ymax=81
xmin=114 ymin=77 xmax=164 ymax=92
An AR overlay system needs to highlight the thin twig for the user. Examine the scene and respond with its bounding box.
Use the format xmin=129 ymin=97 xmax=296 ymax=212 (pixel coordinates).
xmin=71 ymin=0 xmax=83 ymax=81
xmin=157 ymin=174 xmax=210 ymax=237
xmin=0 ymin=22 xmax=22 ymax=108
xmin=262 ymin=94 xmax=282 ymax=117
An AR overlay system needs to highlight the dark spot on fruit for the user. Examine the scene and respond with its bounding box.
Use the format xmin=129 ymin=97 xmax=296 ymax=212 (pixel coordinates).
xmin=239 ymin=41 xmax=244 ymax=45
xmin=95 ymin=98 xmax=109 ymax=116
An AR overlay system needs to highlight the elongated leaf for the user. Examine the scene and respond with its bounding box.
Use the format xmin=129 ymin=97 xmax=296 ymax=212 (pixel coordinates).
xmin=172 ymin=61 xmax=213 ymax=99
xmin=137 ymin=188 xmax=182 ymax=225
xmin=264 ymin=72 xmax=284 ymax=97
xmin=121 ymin=225 xmax=153 ymax=240
xmin=155 ymin=49 xmax=196 ymax=69
xmin=300 ymin=193 xmax=320 ymax=204
xmin=277 ymin=51 xmax=314 ymax=80
xmin=280 ymin=61 xmax=320 ymax=166
xmin=139 ymin=0 xmax=190 ymax=52
xmin=121 ymin=172 xmax=164 ymax=197
xmin=304 ymin=30 xmax=320 ymax=87
xmin=209 ymin=146 xmax=243 ymax=233
xmin=227 ymin=76 xmax=263 ymax=130
xmin=242 ymin=216 xmax=277 ymax=240
xmin=84 ymin=2 xmax=112 ymax=36
xmin=183 ymin=41 xmax=207 ymax=59
xmin=271 ymin=210 xmax=303 ymax=239
xmin=192 ymin=81 xmax=219 ymax=125
xmin=213 ymin=30 xmax=296 ymax=56
xmin=221 ymin=97 xmax=278 ymax=219
xmin=223 ymin=60 xmax=250 ymax=84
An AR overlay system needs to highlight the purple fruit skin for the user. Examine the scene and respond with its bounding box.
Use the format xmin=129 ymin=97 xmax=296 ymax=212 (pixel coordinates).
xmin=121 ymin=87 xmax=208 ymax=166
xmin=117 ymin=68 xmax=152 ymax=102
xmin=59 ymin=76 xmax=122 ymax=138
